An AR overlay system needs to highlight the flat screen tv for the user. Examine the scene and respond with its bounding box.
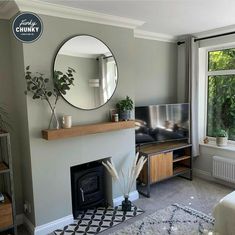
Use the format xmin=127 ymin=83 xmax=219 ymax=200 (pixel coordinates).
xmin=135 ymin=103 xmax=189 ymax=145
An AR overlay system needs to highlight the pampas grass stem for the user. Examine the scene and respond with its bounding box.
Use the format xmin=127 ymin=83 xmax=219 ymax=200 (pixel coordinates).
xmin=102 ymin=152 xmax=146 ymax=196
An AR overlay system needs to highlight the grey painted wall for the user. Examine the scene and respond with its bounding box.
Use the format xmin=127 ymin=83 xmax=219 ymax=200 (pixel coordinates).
xmin=21 ymin=15 xmax=178 ymax=226
xmin=1 ymin=13 xmax=178 ymax=227
xmin=22 ymin=14 xmax=136 ymax=226
xmin=134 ymin=38 xmax=177 ymax=106
xmin=177 ymin=43 xmax=187 ymax=103
xmin=0 ymin=19 xmax=24 ymax=214
xmin=9 ymin=19 xmax=35 ymax=223
xmin=55 ymin=54 xmax=99 ymax=109
xmin=194 ymin=145 xmax=235 ymax=174
xmin=199 ymin=34 xmax=235 ymax=48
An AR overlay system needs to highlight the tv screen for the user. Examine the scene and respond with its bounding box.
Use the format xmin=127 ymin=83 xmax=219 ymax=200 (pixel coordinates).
xmin=135 ymin=103 xmax=189 ymax=145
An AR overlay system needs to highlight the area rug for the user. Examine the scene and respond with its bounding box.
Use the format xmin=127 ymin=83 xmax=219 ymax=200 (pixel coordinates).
xmin=53 ymin=205 xmax=144 ymax=234
xmin=111 ymin=203 xmax=215 ymax=235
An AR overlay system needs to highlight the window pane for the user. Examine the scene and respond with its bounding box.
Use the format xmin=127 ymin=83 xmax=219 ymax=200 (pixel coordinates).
xmin=208 ymin=48 xmax=235 ymax=71
xmin=207 ymin=75 xmax=235 ymax=140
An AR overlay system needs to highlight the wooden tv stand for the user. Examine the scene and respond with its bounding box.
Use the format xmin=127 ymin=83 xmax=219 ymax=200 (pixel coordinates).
xmin=136 ymin=140 xmax=192 ymax=197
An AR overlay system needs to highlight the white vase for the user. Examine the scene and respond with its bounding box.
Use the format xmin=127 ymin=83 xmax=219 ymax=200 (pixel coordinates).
xmin=216 ymin=137 xmax=228 ymax=147
xmin=62 ymin=115 xmax=72 ymax=128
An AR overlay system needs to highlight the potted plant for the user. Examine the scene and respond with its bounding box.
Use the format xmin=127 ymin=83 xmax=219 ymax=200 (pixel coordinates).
xmin=216 ymin=129 xmax=228 ymax=147
xmin=116 ymin=96 xmax=133 ymax=121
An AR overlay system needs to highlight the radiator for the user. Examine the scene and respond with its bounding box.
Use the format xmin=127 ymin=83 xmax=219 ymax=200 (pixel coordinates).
xmin=213 ymin=156 xmax=235 ymax=183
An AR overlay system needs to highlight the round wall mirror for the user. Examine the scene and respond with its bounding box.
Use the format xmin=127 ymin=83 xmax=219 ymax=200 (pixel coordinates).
xmin=54 ymin=35 xmax=118 ymax=110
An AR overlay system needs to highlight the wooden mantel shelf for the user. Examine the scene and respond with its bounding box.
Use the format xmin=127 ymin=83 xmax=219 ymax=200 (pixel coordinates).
xmin=42 ymin=120 xmax=135 ymax=140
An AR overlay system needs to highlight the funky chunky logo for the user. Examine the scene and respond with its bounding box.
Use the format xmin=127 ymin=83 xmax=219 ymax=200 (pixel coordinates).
xmin=12 ymin=12 xmax=43 ymax=43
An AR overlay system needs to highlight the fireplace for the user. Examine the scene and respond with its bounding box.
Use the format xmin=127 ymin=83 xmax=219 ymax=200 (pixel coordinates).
xmin=70 ymin=161 xmax=106 ymax=218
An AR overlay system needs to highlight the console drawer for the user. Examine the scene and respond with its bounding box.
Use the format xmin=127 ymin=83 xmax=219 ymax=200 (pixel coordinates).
xmin=139 ymin=152 xmax=173 ymax=184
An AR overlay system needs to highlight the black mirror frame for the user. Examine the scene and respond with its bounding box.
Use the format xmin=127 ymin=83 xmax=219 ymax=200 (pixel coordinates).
xmin=52 ymin=34 xmax=119 ymax=111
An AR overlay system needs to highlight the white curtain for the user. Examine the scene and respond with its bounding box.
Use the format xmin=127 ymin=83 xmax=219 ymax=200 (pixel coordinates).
xmin=177 ymin=36 xmax=199 ymax=156
xmin=98 ymin=55 xmax=107 ymax=105
xmin=98 ymin=55 xmax=117 ymax=105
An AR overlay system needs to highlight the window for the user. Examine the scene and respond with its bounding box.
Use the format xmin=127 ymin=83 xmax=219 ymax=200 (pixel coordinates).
xmin=207 ymin=48 xmax=235 ymax=141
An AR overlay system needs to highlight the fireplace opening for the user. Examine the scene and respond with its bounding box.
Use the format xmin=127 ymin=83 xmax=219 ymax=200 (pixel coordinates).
xmin=71 ymin=161 xmax=106 ymax=218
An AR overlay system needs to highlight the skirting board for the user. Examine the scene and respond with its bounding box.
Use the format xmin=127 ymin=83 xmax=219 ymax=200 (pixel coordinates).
xmin=23 ymin=215 xmax=35 ymax=235
xmin=193 ymin=168 xmax=235 ymax=188
xmin=193 ymin=168 xmax=213 ymax=180
xmin=20 ymin=190 xmax=139 ymax=235
xmin=16 ymin=214 xmax=24 ymax=225
xmin=34 ymin=215 xmax=74 ymax=235
xmin=112 ymin=190 xmax=139 ymax=207
xmin=22 ymin=213 xmax=73 ymax=235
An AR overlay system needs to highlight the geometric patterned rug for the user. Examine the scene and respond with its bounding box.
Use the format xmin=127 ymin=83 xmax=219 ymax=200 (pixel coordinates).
xmin=111 ymin=203 xmax=215 ymax=235
xmin=53 ymin=205 xmax=144 ymax=235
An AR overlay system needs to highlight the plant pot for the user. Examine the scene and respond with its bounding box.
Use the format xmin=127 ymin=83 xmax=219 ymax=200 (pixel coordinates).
xmin=122 ymin=195 xmax=132 ymax=211
xmin=119 ymin=110 xmax=131 ymax=121
xmin=216 ymin=136 xmax=228 ymax=147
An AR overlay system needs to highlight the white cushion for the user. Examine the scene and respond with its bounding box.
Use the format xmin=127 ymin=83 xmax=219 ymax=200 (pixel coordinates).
xmin=213 ymin=191 xmax=235 ymax=235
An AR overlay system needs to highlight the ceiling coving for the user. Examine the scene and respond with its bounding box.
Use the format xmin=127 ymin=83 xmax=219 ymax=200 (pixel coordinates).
xmin=1 ymin=0 xmax=235 ymax=42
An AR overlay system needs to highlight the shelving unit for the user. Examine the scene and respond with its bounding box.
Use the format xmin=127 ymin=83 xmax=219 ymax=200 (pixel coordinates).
xmin=173 ymin=156 xmax=190 ymax=163
xmin=0 ymin=131 xmax=17 ymax=235
xmin=173 ymin=166 xmax=190 ymax=175
xmin=137 ymin=141 xmax=192 ymax=197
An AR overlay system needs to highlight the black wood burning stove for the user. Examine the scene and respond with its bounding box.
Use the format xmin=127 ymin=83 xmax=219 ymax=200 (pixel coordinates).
xmin=71 ymin=161 xmax=106 ymax=218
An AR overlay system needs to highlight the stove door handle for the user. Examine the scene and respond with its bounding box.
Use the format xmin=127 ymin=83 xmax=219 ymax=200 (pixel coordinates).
xmin=80 ymin=188 xmax=85 ymax=202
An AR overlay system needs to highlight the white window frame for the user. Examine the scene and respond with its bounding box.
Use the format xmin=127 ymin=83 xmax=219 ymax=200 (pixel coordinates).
xmin=205 ymin=45 xmax=235 ymax=143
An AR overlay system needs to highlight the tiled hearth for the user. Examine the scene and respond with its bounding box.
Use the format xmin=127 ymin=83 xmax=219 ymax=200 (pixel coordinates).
xmin=53 ymin=205 xmax=144 ymax=234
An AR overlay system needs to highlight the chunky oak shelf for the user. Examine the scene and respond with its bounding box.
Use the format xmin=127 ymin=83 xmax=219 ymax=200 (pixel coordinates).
xmin=42 ymin=120 xmax=135 ymax=140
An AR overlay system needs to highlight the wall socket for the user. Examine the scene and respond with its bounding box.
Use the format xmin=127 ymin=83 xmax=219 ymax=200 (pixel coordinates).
xmin=24 ymin=201 xmax=31 ymax=214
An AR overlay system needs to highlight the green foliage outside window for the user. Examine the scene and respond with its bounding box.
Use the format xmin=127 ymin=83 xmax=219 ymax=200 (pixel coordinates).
xmin=209 ymin=48 xmax=235 ymax=71
xmin=207 ymin=49 xmax=235 ymax=140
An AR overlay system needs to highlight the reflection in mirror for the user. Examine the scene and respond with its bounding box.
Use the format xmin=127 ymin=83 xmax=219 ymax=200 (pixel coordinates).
xmin=54 ymin=35 xmax=118 ymax=110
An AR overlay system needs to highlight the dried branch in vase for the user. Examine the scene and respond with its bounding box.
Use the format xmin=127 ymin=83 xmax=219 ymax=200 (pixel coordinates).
xmin=24 ymin=66 xmax=75 ymax=129
xmin=102 ymin=152 xmax=146 ymax=196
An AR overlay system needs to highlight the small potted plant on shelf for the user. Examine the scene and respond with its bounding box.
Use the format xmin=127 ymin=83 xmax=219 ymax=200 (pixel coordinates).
xmin=216 ymin=129 xmax=228 ymax=147
xmin=116 ymin=96 xmax=133 ymax=121
xmin=213 ymin=97 xmax=235 ymax=147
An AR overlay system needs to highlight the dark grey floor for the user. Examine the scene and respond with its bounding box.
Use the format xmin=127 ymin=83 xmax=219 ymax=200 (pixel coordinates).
xmin=17 ymin=225 xmax=29 ymax=235
xmin=18 ymin=177 xmax=233 ymax=235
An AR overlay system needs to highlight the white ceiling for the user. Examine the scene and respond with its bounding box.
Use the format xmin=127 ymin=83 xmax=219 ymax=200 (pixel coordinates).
xmin=58 ymin=35 xmax=111 ymax=58
xmin=41 ymin=0 xmax=235 ymax=37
